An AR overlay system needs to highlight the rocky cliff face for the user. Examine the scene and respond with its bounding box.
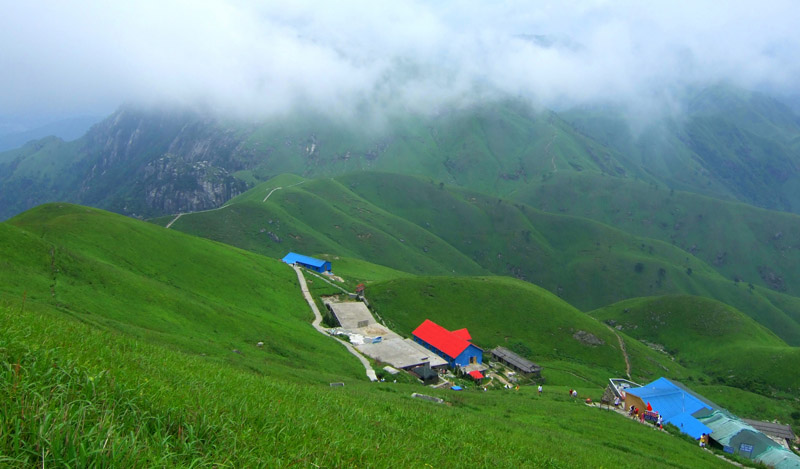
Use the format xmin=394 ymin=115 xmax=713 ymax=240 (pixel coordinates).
xmin=142 ymin=155 xmax=246 ymax=214
xmin=73 ymin=108 xmax=252 ymax=217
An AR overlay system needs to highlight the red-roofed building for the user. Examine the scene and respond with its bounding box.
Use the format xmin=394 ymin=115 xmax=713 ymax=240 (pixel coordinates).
xmin=468 ymin=370 xmax=484 ymax=381
xmin=412 ymin=319 xmax=483 ymax=369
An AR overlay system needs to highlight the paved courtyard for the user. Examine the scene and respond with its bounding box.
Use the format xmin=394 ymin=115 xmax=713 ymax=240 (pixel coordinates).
xmin=325 ymin=298 xmax=447 ymax=369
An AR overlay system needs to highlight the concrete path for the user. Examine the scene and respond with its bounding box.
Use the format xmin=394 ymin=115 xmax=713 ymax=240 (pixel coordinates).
xmin=488 ymin=371 xmax=512 ymax=387
xmin=262 ymin=187 xmax=282 ymax=202
xmin=165 ymin=213 xmax=183 ymax=229
xmin=291 ymin=265 xmax=377 ymax=382
xmin=263 ymin=180 xmax=305 ymax=202
xmin=166 ymin=180 xmax=304 ymax=229
xmin=303 ymin=269 xmax=352 ymax=295
xmin=164 ymin=203 xmax=229 ymax=229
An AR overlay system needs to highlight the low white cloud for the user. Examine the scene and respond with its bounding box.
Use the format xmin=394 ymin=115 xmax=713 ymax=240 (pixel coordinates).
xmin=1 ymin=0 xmax=798 ymax=120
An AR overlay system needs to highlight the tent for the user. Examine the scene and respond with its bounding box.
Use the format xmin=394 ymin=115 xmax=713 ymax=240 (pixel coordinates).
xmin=756 ymin=446 xmax=800 ymax=468
xmin=625 ymin=377 xmax=713 ymax=439
xmin=699 ymin=410 xmax=783 ymax=460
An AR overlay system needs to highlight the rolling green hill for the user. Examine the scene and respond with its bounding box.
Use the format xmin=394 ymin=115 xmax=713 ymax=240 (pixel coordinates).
xmin=561 ymin=85 xmax=800 ymax=213
xmin=513 ymin=172 xmax=800 ymax=298
xmin=3 ymin=203 xmax=363 ymax=382
xmin=367 ymin=275 xmax=696 ymax=386
xmin=165 ymin=178 xmax=488 ymax=276
xmin=590 ymin=295 xmax=800 ymax=393
xmin=0 ymin=203 xmax=732 ymax=467
xmin=162 ymin=172 xmax=800 ymax=346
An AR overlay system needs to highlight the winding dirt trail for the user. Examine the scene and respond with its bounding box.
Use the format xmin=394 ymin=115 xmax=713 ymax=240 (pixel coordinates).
xmin=166 ymin=180 xmax=306 ymax=229
xmin=606 ymin=324 xmax=632 ymax=379
xmin=164 ymin=204 xmax=229 ymax=229
xmin=291 ymin=265 xmax=377 ymax=382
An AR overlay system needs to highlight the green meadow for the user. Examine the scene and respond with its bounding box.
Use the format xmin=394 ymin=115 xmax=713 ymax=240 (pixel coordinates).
xmin=590 ymin=296 xmax=800 ymax=394
xmin=162 ymin=172 xmax=800 ymax=346
xmin=1 ymin=204 xmax=733 ymax=467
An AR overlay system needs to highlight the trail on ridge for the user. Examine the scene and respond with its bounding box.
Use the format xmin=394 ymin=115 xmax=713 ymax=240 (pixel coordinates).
xmin=605 ymin=324 xmax=632 ymax=379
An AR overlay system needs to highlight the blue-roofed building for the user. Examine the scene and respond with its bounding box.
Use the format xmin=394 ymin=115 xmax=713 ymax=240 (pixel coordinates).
xmin=625 ymin=377 xmax=714 ymax=439
xmin=281 ymin=252 xmax=332 ymax=273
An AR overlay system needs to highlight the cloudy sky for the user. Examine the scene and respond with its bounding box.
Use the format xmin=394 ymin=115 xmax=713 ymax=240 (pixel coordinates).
xmin=2 ymin=0 xmax=799 ymax=122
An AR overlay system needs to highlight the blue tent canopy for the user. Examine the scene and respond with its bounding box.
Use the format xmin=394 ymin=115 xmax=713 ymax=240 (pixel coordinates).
xmin=669 ymin=412 xmax=713 ymax=439
xmin=627 ymin=377 xmax=713 ymax=439
xmin=627 ymin=377 xmax=710 ymax=421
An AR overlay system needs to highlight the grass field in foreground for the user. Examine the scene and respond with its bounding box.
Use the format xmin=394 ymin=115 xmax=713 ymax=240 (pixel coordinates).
xmin=1 ymin=301 xmax=728 ymax=468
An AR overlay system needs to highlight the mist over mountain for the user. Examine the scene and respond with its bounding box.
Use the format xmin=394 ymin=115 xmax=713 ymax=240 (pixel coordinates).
xmin=2 ymin=84 xmax=799 ymax=221
xmin=3 ymin=1 xmax=799 ymax=125
xmin=0 ymin=115 xmax=102 ymax=152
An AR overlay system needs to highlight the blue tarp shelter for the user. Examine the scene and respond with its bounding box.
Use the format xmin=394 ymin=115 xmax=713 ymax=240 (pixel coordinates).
xmin=281 ymin=252 xmax=331 ymax=273
xmin=668 ymin=412 xmax=713 ymax=439
xmin=625 ymin=377 xmax=713 ymax=439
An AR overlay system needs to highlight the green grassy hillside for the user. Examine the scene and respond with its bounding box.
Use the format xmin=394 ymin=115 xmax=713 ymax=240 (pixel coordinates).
xmin=160 ymin=172 xmax=800 ymax=346
xmin=0 ymin=137 xmax=85 ymax=218
xmin=590 ymin=295 xmax=800 ymax=393
xmin=167 ymin=179 xmax=487 ymax=276
xmin=337 ymin=172 xmax=800 ymax=345
xmin=561 ymin=86 xmax=800 ymax=213
xmin=367 ymin=275 xmax=697 ymax=386
xmin=1 ymin=301 xmax=729 ymax=468
xmin=0 ymin=204 xmax=731 ymax=467
xmin=513 ymin=171 xmax=800 ymax=299
xmin=3 ymin=203 xmax=363 ymax=382
xmin=366 ymin=276 xmax=800 ymax=423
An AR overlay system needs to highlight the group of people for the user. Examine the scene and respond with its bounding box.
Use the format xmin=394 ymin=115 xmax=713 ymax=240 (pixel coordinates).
xmin=626 ymin=405 xmax=662 ymax=429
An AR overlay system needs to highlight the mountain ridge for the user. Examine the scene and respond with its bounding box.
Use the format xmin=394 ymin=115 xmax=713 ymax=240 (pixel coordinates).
xmin=2 ymin=85 xmax=800 ymax=221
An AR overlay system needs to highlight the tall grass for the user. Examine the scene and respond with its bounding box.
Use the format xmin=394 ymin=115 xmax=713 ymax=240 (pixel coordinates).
xmin=0 ymin=300 xmax=728 ymax=468
xmin=0 ymin=312 xmax=227 ymax=467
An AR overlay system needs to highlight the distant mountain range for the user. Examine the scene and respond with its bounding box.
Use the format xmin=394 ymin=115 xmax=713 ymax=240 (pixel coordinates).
xmin=1 ymin=84 xmax=799 ymax=221
xmin=0 ymin=115 xmax=102 ymax=152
